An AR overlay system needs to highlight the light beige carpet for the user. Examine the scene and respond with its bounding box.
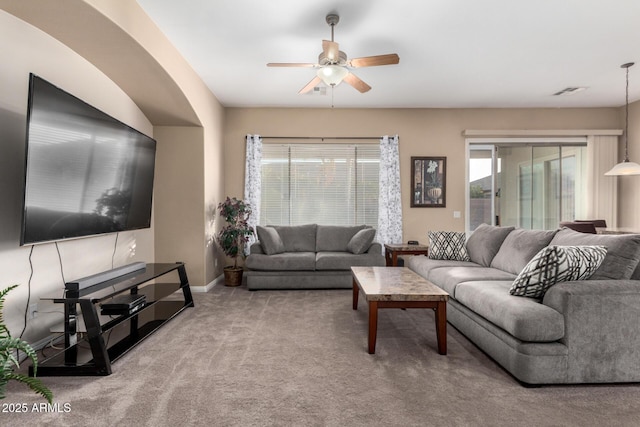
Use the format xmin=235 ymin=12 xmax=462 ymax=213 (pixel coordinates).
xmin=4 ymin=284 xmax=639 ymax=426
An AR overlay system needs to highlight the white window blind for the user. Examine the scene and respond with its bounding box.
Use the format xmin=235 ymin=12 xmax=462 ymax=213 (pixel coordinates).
xmin=260 ymin=143 xmax=380 ymax=226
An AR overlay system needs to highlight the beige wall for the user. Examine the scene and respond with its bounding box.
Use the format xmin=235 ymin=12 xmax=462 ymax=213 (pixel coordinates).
xmin=225 ymin=107 xmax=620 ymax=242
xmin=152 ymin=121 xmax=226 ymax=287
xmin=153 ymin=127 xmax=205 ymax=285
xmin=204 ymin=109 xmax=228 ymax=282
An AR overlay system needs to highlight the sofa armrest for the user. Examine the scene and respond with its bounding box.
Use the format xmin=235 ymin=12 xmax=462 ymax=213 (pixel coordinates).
xmin=249 ymin=242 xmax=264 ymax=255
xmin=367 ymin=242 xmax=383 ymax=255
xmin=543 ymin=280 xmax=640 ymax=382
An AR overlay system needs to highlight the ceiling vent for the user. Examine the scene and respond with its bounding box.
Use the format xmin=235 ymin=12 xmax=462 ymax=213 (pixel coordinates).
xmin=553 ymin=87 xmax=587 ymax=96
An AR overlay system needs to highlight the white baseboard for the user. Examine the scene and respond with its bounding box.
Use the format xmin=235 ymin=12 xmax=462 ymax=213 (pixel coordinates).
xmin=190 ymin=274 xmax=224 ymax=293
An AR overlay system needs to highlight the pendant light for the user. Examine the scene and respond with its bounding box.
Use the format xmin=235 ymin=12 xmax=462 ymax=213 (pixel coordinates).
xmin=605 ymin=62 xmax=640 ymax=176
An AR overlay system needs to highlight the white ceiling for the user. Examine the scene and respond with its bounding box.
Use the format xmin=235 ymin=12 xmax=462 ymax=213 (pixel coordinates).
xmin=136 ymin=0 xmax=640 ymax=109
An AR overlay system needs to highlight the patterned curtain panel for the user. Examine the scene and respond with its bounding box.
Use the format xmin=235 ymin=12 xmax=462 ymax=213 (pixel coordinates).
xmin=244 ymin=134 xmax=262 ymax=252
xmin=378 ymin=135 xmax=403 ymax=251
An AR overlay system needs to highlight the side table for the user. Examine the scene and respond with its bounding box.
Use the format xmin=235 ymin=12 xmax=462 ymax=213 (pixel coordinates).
xmin=384 ymin=243 xmax=429 ymax=267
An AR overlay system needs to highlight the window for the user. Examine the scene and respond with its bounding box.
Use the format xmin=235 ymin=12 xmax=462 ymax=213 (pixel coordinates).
xmin=260 ymin=143 xmax=380 ymax=226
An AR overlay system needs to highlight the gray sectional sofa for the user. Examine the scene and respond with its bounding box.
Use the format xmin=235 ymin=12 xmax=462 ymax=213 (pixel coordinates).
xmin=408 ymin=224 xmax=640 ymax=385
xmin=245 ymin=224 xmax=385 ymax=290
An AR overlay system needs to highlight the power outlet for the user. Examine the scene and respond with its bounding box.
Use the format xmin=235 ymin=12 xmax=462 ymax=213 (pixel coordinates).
xmin=28 ymin=303 xmax=38 ymax=319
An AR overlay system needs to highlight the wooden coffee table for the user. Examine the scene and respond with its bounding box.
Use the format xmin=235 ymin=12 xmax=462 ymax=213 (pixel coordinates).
xmin=351 ymin=266 xmax=449 ymax=355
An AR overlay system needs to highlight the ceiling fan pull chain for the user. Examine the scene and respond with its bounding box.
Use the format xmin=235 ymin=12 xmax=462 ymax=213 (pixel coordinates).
xmin=331 ymin=85 xmax=335 ymax=108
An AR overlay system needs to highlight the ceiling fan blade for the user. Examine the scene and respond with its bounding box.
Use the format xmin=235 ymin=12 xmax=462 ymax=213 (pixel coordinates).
xmin=343 ymin=73 xmax=371 ymax=93
xmin=299 ymin=76 xmax=322 ymax=94
xmin=322 ymin=40 xmax=340 ymax=62
xmin=348 ymin=53 xmax=400 ymax=68
xmin=267 ymin=62 xmax=316 ymax=68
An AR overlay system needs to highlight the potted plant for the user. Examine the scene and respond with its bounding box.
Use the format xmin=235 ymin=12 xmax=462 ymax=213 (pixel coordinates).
xmin=0 ymin=285 xmax=53 ymax=403
xmin=216 ymin=197 xmax=254 ymax=286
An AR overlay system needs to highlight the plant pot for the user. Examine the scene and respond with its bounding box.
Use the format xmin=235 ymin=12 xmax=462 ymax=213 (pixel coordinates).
xmin=223 ymin=267 xmax=243 ymax=287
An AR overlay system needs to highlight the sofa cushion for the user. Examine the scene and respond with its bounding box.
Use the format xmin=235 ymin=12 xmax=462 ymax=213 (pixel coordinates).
xmin=256 ymin=226 xmax=285 ymax=255
xmin=549 ymin=228 xmax=640 ymax=280
xmin=347 ymin=228 xmax=377 ymax=254
xmin=316 ymin=225 xmax=366 ymax=252
xmin=455 ymin=281 xmax=565 ymax=342
xmin=466 ymin=224 xmax=515 ymax=267
xmin=248 ymin=242 xmax=265 ymax=255
xmin=509 ymin=245 xmax=607 ymax=299
xmin=428 ymin=266 xmax=516 ymax=297
xmin=491 ymin=228 xmax=558 ymax=275
xmin=272 ymin=224 xmax=317 ymax=252
xmin=428 ymin=231 xmax=470 ymax=261
xmin=316 ymin=252 xmax=384 ymax=270
xmin=407 ymin=256 xmax=482 ymax=281
xmin=245 ymin=252 xmax=316 ymax=271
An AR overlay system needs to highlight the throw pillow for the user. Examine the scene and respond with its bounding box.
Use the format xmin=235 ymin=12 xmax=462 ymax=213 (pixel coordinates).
xmin=466 ymin=224 xmax=515 ymax=266
xmin=256 ymin=226 xmax=285 ymax=255
xmin=316 ymin=225 xmax=366 ymax=252
xmin=428 ymin=231 xmax=470 ymax=261
xmin=509 ymin=245 xmax=607 ymax=299
xmin=549 ymin=228 xmax=640 ymax=280
xmin=347 ymin=228 xmax=377 ymax=254
xmin=490 ymin=228 xmax=558 ymax=275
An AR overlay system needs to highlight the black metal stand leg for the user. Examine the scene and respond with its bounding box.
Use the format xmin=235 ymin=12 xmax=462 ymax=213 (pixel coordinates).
xmin=79 ymin=300 xmax=112 ymax=375
xmin=178 ymin=264 xmax=195 ymax=307
xmin=64 ymin=302 xmax=78 ymax=365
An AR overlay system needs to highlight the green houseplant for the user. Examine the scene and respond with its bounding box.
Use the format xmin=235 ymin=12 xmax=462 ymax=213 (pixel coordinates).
xmin=0 ymin=285 xmax=53 ymax=403
xmin=216 ymin=197 xmax=254 ymax=286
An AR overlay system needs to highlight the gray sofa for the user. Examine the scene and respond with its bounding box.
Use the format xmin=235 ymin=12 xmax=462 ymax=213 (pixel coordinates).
xmin=407 ymin=224 xmax=640 ymax=385
xmin=245 ymin=224 xmax=385 ymax=290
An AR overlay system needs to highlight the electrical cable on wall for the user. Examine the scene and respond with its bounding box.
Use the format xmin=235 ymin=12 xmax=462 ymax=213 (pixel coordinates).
xmin=111 ymin=232 xmax=119 ymax=269
xmin=19 ymin=245 xmax=35 ymax=345
xmin=55 ymin=241 xmax=66 ymax=287
xmin=111 ymin=232 xmax=120 ymax=292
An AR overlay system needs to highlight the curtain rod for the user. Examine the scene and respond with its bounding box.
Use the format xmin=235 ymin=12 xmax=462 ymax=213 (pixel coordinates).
xmin=258 ymin=136 xmax=383 ymax=140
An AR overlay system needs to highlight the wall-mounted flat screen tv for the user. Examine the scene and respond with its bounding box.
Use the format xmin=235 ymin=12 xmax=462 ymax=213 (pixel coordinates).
xmin=20 ymin=74 xmax=157 ymax=245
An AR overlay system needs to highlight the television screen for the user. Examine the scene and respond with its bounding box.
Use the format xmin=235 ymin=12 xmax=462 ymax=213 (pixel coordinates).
xmin=20 ymin=74 xmax=156 ymax=245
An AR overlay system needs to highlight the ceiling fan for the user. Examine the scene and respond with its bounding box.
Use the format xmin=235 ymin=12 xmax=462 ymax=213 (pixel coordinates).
xmin=267 ymin=14 xmax=400 ymax=94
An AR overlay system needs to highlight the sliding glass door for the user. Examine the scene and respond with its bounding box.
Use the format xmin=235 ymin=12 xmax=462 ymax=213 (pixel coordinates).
xmin=467 ymin=140 xmax=587 ymax=232
xmin=468 ymin=145 xmax=497 ymax=231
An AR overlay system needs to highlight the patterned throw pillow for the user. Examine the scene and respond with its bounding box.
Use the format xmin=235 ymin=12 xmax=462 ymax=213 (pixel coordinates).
xmin=427 ymin=231 xmax=470 ymax=261
xmin=509 ymin=245 xmax=607 ymax=299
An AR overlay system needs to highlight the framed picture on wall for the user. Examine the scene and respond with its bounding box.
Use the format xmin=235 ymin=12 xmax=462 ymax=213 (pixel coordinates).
xmin=411 ymin=156 xmax=446 ymax=207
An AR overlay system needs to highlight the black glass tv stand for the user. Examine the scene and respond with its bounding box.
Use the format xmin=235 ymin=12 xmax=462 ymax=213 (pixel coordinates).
xmin=30 ymin=262 xmax=194 ymax=376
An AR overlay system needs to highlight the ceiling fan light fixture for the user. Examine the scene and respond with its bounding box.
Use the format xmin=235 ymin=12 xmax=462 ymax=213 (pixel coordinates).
xmin=317 ymin=65 xmax=349 ymax=86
